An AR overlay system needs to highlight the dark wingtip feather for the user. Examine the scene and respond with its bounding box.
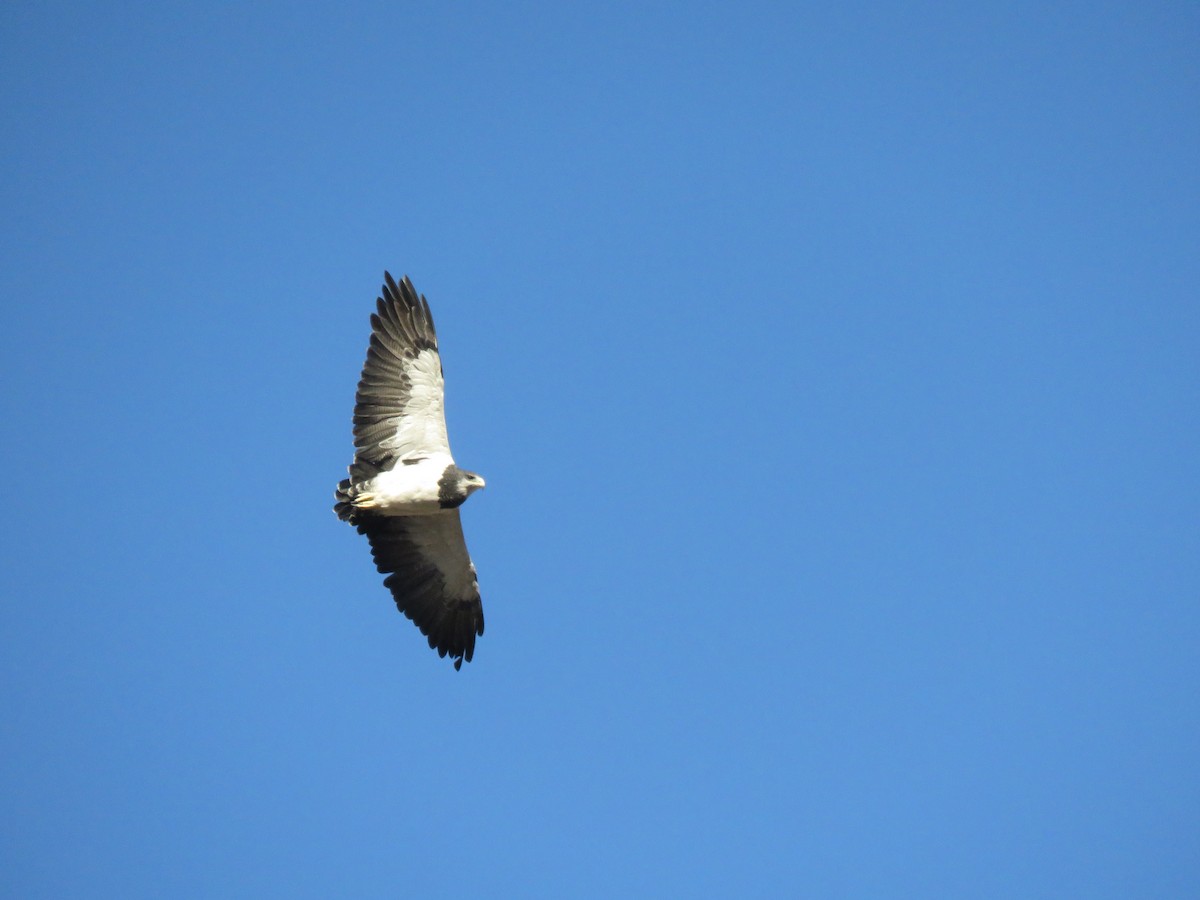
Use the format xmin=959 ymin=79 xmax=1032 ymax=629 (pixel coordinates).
xmin=382 ymin=271 xmax=401 ymax=301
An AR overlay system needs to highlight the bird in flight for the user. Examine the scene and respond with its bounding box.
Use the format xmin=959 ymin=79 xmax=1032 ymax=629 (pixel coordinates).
xmin=334 ymin=273 xmax=486 ymax=669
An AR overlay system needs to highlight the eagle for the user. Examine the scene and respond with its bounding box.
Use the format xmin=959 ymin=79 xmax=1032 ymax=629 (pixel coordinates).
xmin=334 ymin=273 xmax=486 ymax=670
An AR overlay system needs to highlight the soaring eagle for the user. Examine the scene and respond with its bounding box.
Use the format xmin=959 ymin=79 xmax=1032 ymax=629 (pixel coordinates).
xmin=334 ymin=273 xmax=485 ymax=669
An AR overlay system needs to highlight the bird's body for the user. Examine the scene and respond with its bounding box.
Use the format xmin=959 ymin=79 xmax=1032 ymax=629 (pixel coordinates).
xmin=334 ymin=273 xmax=485 ymax=670
xmin=347 ymin=453 xmax=456 ymax=514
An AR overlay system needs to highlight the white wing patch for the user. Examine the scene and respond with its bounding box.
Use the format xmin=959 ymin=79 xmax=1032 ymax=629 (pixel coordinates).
xmin=385 ymin=347 xmax=449 ymax=461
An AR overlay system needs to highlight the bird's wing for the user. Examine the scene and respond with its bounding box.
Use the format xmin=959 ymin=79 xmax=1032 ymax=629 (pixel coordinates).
xmin=351 ymin=273 xmax=450 ymax=476
xmin=357 ymin=510 xmax=484 ymax=669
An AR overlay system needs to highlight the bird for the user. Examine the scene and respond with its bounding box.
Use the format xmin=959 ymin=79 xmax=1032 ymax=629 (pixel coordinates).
xmin=334 ymin=272 xmax=486 ymax=670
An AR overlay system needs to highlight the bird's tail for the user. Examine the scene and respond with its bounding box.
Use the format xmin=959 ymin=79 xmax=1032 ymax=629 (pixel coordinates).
xmin=334 ymin=478 xmax=357 ymax=523
xmin=335 ymin=460 xmax=386 ymax=523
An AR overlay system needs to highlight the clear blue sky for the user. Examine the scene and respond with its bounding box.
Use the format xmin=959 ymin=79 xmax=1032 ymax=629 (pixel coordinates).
xmin=2 ymin=2 xmax=1197 ymax=896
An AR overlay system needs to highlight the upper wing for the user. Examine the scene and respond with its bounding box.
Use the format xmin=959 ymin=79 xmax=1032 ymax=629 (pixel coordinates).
xmin=351 ymin=273 xmax=450 ymax=475
xmin=357 ymin=510 xmax=484 ymax=669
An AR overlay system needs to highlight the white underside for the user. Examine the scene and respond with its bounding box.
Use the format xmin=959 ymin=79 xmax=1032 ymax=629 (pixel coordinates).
xmin=353 ymin=453 xmax=455 ymax=515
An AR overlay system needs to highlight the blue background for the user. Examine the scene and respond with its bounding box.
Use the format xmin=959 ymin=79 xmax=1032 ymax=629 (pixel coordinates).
xmin=2 ymin=2 xmax=1198 ymax=896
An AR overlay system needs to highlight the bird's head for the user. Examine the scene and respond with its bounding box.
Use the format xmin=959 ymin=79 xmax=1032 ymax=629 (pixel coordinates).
xmin=461 ymin=470 xmax=486 ymax=495
xmin=438 ymin=465 xmax=487 ymax=509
